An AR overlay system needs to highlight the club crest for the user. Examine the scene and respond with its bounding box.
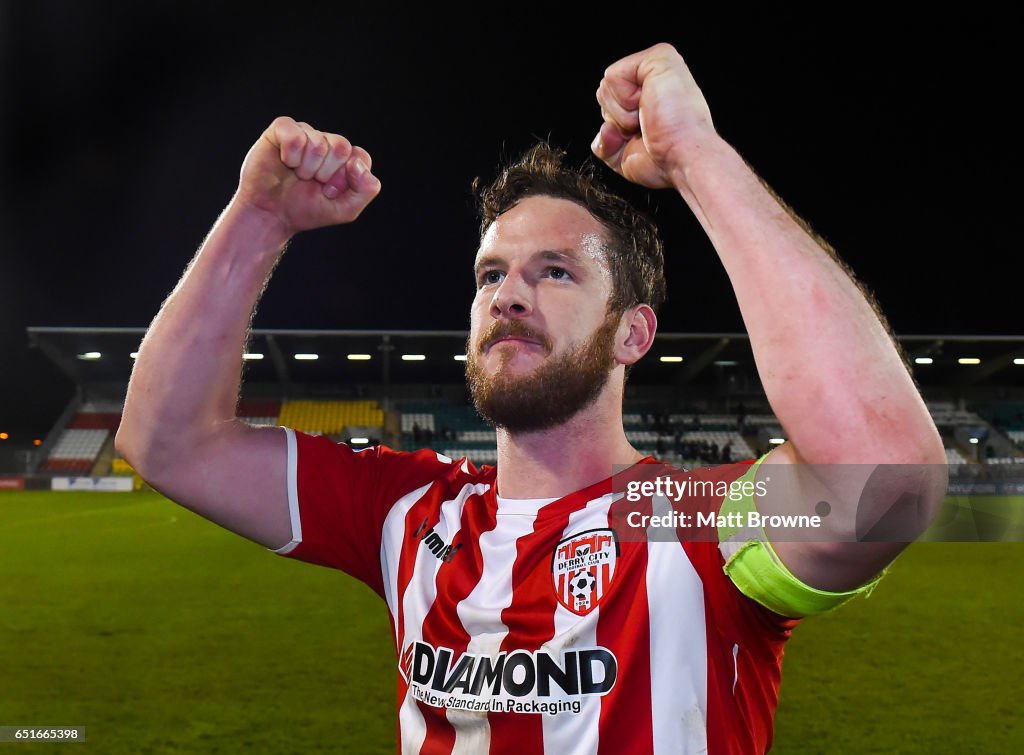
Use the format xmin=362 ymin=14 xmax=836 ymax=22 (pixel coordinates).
xmin=552 ymin=528 xmax=619 ymax=616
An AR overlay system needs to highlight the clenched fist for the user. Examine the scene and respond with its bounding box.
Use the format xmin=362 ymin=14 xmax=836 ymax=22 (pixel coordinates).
xmin=235 ymin=116 xmax=381 ymax=236
xmin=592 ymin=43 xmax=716 ymax=190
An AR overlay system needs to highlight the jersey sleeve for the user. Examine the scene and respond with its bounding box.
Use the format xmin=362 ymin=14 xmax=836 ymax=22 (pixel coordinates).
xmin=270 ymin=428 xmax=453 ymax=597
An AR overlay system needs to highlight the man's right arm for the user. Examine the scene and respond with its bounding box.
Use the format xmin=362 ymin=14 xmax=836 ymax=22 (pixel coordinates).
xmin=115 ymin=117 xmax=381 ymax=550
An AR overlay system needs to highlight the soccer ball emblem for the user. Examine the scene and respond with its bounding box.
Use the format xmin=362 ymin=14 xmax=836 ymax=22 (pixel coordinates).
xmin=569 ymin=569 xmax=597 ymax=599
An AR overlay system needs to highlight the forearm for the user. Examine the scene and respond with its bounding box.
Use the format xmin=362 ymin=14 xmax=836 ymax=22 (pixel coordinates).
xmin=117 ymin=200 xmax=290 ymax=474
xmin=671 ymin=136 xmax=943 ymax=465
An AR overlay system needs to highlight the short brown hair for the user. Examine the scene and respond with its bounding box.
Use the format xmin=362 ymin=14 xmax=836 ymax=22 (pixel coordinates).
xmin=474 ymin=143 xmax=667 ymax=314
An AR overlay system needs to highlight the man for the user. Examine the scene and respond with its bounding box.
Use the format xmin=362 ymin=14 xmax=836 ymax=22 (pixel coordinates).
xmin=117 ymin=43 xmax=947 ymax=753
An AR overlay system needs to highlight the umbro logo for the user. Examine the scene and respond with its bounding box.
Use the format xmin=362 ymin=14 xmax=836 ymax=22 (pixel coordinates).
xmin=413 ymin=518 xmax=463 ymax=563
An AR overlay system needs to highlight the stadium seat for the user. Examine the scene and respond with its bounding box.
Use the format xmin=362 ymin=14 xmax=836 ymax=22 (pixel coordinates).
xmin=278 ymin=400 xmax=384 ymax=435
xmin=68 ymin=412 xmax=121 ymax=431
xmin=40 ymin=428 xmax=110 ymax=473
xmin=237 ymin=399 xmax=282 ymax=418
xmin=401 ymin=413 xmax=436 ymax=433
xmin=945 ymin=447 xmax=968 ymax=465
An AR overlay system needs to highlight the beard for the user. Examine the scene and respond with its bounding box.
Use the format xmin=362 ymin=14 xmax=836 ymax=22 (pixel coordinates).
xmin=466 ymin=312 xmax=621 ymax=434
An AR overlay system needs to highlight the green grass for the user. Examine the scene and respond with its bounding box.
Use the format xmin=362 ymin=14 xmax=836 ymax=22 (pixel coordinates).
xmin=0 ymin=492 xmax=394 ymax=754
xmin=1 ymin=491 xmax=1021 ymax=753
xmin=773 ymin=539 xmax=1024 ymax=753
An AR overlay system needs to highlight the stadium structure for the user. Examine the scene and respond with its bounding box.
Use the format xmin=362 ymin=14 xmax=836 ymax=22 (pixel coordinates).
xmin=8 ymin=326 xmax=1024 ymax=494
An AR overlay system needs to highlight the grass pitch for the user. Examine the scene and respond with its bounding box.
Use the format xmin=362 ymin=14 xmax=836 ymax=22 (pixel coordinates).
xmin=1 ymin=491 xmax=1021 ymax=753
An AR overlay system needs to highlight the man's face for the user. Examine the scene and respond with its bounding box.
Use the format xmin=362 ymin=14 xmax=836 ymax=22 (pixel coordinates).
xmin=466 ymin=195 xmax=622 ymax=433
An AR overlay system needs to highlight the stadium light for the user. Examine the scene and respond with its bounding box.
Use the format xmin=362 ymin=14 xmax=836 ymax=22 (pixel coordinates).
xmin=294 ymin=353 xmax=318 ymax=360
xmin=969 ymin=438 xmax=980 ymax=444
xmin=350 ymin=437 xmax=370 ymax=445
xmin=659 ymin=356 xmax=684 ymax=363
xmin=454 ymin=355 xmax=468 ymax=362
xmin=33 ymin=439 xmax=42 ymax=446
xmin=0 ymin=433 xmax=8 ymax=440
xmin=243 ymin=353 xmax=264 ymax=360
xmin=347 ymin=354 xmax=372 ymax=361
xmin=714 ymin=360 xmax=738 ymax=366
xmin=77 ymin=352 xmax=101 ymax=360
xmin=915 ymin=357 xmax=933 ymax=365
xmin=958 ymin=358 xmax=981 ymax=365
xmin=1015 ymin=359 xmax=1024 ymax=365
xmin=769 ymin=437 xmax=786 ymax=444
xmin=402 ymin=354 xmax=426 ymax=361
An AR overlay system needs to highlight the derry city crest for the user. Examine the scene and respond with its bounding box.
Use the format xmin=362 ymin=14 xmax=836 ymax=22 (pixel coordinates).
xmin=552 ymin=528 xmax=619 ymax=616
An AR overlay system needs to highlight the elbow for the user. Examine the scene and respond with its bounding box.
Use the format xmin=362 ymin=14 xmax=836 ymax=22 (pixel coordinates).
xmin=896 ymin=427 xmax=950 ymax=527
xmin=115 ymin=415 xmax=171 ymax=482
xmin=115 ymin=423 xmax=149 ymax=478
xmin=114 ymin=425 xmax=134 ymax=465
xmin=914 ymin=410 xmax=947 ymax=467
xmin=924 ymin=433 xmax=948 ymax=468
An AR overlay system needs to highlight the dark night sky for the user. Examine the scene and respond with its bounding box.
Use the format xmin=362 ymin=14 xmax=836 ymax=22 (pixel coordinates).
xmin=0 ymin=4 xmax=1018 ymax=434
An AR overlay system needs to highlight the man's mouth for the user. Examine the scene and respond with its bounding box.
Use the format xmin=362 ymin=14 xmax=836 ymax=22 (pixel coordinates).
xmin=486 ymin=336 xmax=543 ymax=351
xmin=478 ymin=323 xmax=551 ymax=354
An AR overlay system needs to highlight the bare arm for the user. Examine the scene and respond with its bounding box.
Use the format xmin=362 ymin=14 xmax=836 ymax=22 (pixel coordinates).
xmin=593 ymin=44 xmax=947 ymax=591
xmin=116 ymin=117 xmax=381 ymax=549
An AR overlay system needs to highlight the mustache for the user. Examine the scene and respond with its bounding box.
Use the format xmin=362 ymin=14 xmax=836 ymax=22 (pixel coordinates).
xmin=477 ymin=320 xmax=552 ymax=353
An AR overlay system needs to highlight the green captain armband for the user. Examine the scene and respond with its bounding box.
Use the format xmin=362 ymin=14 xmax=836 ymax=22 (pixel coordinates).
xmin=717 ymin=454 xmax=884 ymax=618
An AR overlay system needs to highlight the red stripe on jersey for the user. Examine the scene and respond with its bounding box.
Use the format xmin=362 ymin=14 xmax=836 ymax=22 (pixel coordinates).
xmin=488 ymin=490 xmax=594 ymax=753
xmin=389 ymin=609 xmax=408 ymax=750
xmin=421 ymin=491 xmax=498 ymax=650
xmin=599 ymin=562 xmax=611 ymax=599
xmin=395 ymin=486 xmax=448 ymax=657
xmin=393 ymin=491 xmax=446 ymax=749
xmin=685 ymin=538 xmax=796 ymax=755
xmin=416 ymin=491 xmax=499 ymax=755
xmin=415 ymin=698 xmax=454 ymax=755
xmin=597 ymin=495 xmax=654 ymax=754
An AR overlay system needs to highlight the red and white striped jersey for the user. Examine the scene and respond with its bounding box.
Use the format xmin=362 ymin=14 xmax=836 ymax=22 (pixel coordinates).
xmin=273 ymin=428 xmax=798 ymax=754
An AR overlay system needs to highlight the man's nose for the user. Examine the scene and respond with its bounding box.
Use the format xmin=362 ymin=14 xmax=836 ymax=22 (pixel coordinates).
xmin=489 ymin=273 xmax=533 ymax=319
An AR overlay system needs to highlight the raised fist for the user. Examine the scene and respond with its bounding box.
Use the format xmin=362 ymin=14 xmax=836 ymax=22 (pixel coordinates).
xmin=592 ymin=43 xmax=715 ymax=189
xmin=235 ymin=116 xmax=381 ymax=236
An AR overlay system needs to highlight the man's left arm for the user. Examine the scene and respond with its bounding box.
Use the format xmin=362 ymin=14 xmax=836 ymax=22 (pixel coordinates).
xmin=593 ymin=43 xmax=948 ymax=594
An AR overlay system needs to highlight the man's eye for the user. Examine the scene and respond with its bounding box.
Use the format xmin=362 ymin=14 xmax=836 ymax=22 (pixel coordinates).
xmin=546 ymin=266 xmax=571 ymax=280
xmin=479 ymin=270 xmax=504 ymax=286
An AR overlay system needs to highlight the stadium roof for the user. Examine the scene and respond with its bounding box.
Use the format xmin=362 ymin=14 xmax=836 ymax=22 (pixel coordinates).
xmin=27 ymin=327 xmax=1024 ymax=391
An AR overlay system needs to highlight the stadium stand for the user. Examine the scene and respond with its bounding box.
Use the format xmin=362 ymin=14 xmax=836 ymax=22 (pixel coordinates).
xmin=945 ymin=447 xmax=968 ymax=465
xmin=237 ymin=399 xmax=282 ymax=421
xmin=110 ymin=457 xmax=134 ymax=476
xmin=41 ymin=428 xmax=110 ymax=473
xmin=30 ymin=391 xmax=1002 ymax=479
xmin=81 ymin=400 xmax=124 ymax=414
xmin=22 ymin=329 xmax=1024 ymax=483
xmin=68 ymin=412 xmax=121 ymax=431
xmin=401 ymin=412 xmax=436 ymax=434
xmin=277 ymin=400 xmax=383 ymax=435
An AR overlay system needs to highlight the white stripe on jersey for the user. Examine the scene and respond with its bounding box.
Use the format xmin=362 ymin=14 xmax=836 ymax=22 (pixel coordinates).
xmin=381 ymin=481 xmax=437 ymax=642
xmin=450 ymin=501 xmax=537 ymax=755
xmin=386 ymin=482 xmax=437 ymax=755
xmin=541 ymin=492 xmax=617 ymax=755
xmin=391 ymin=483 xmax=490 ymax=755
xmin=647 ymin=494 xmax=708 ymax=755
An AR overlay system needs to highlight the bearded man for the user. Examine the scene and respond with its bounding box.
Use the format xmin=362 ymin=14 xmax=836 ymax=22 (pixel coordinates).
xmin=118 ymin=43 xmax=947 ymax=754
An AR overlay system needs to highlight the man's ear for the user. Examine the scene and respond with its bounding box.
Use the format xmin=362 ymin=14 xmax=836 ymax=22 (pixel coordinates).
xmin=615 ymin=305 xmax=657 ymax=366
